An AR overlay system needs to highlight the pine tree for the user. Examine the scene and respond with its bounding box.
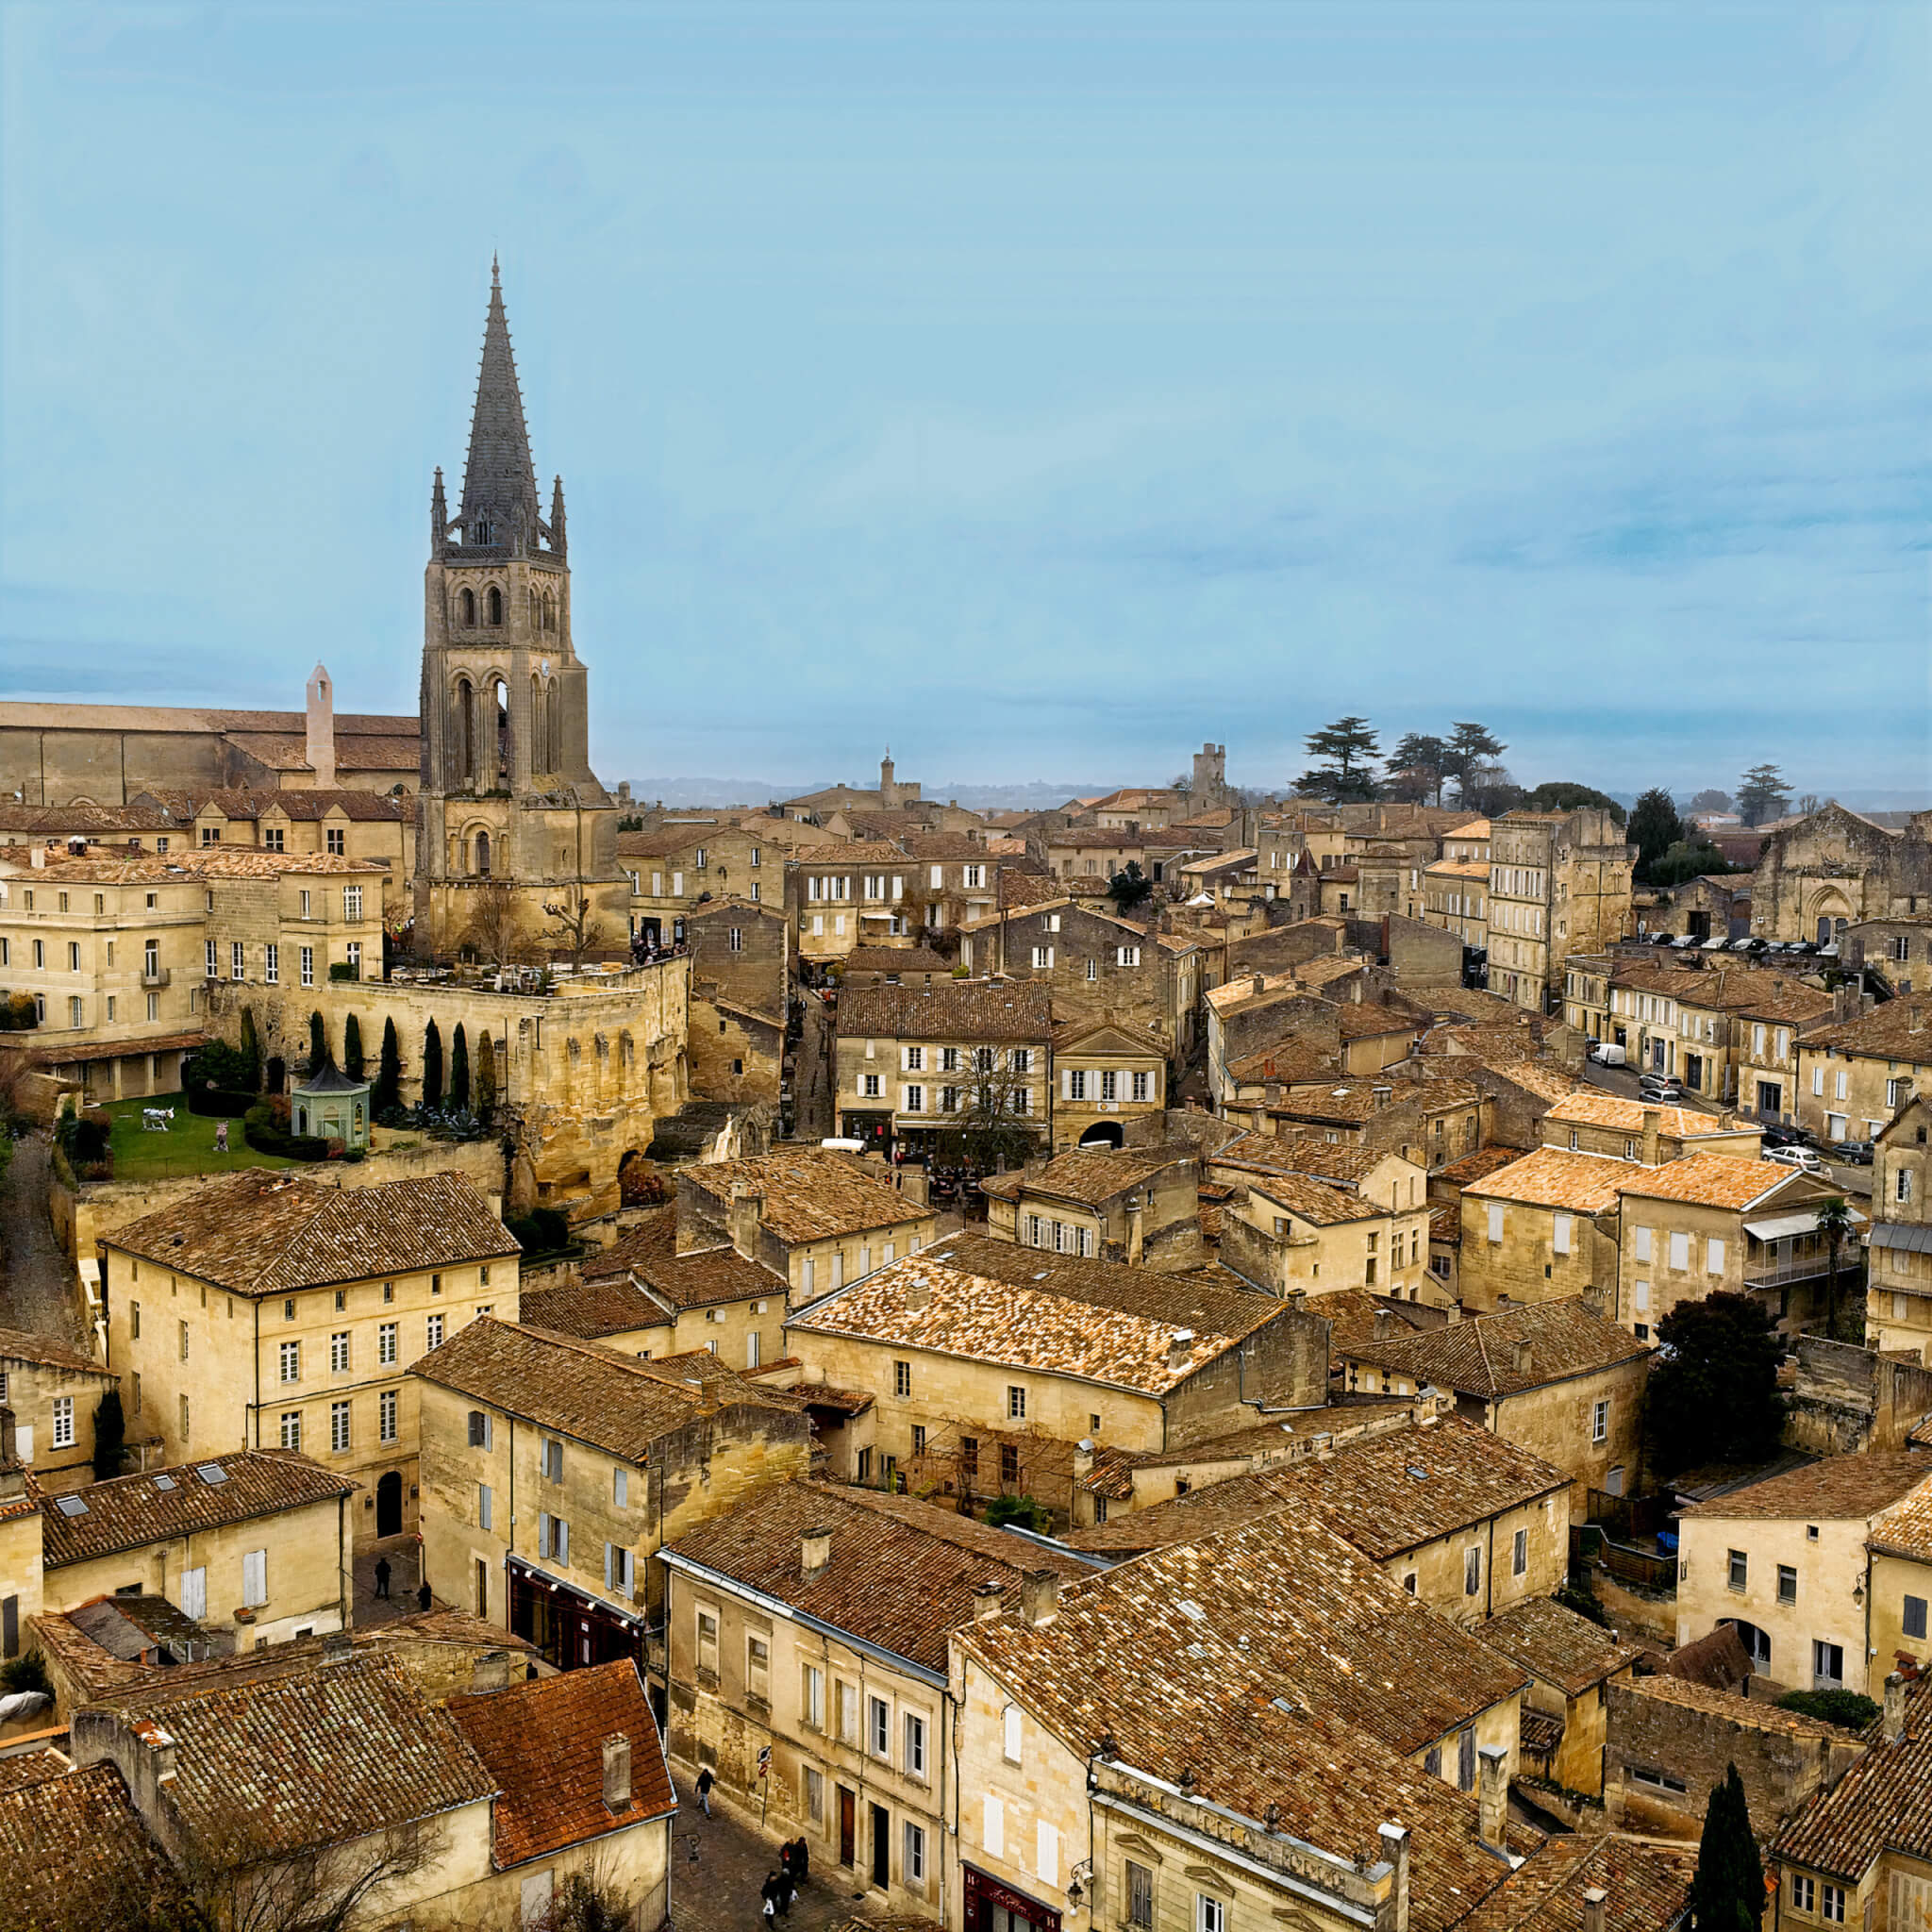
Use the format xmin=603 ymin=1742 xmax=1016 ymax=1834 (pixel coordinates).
xmin=474 ymin=1031 xmax=497 ymax=1124
xmin=92 ymin=1390 xmax=126 ymax=1480
xmin=422 ymin=1019 xmax=444 ymax=1109
xmin=1628 ymin=787 xmax=1687 ymax=880
xmin=450 ymin=1023 xmax=471 ymax=1113
xmin=1737 ymin=763 xmax=1792 ymax=828
xmin=1690 ymin=1763 xmax=1763 ymax=1930
xmin=375 ymin=1017 xmax=403 ymax=1115
xmin=342 ymin=1013 xmax=364 ymax=1081
xmin=1294 ymin=717 xmax=1381 ymax=804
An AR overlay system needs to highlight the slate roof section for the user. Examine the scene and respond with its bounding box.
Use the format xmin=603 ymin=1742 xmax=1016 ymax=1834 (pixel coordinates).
xmin=1541 ymin=1094 xmax=1754 ymax=1140
xmin=997 ymin=1144 xmax=1193 ymax=1208
xmin=95 ymin=1652 xmax=495 ymax=1856
xmin=663 ymin=1477 xmax=1088 ymax=1674
xmin=959 ymin=1519 xmax=1538 ymax=1932
xmin=1476 ymin=1596 xmax=1644 ymax=1697
xmin=1067 ymin=1413 xmax=1570 ymax=1560
xmin=684 ymin=1151 xmax=929 ymax=1243
xmin=1460 ymin=1147 xmax=1631 ymax=1213
xmin=1771 ymin=1675 xmax=1932 ymax=1881
xmin=1211 ymin=1132 xmax=1394 ymax=1186
xmin=449 ymin=1658 xmax=675 ymax=1869
xmin=1786 ymin=994 xmax=1932 ymax=1063
xmin=837 ymin=981 xmax=1053 ymax=1042
xmin=1453 ymin=1833 xmax=1694 ymax=1932
xmin=0 ymin=1761 xmax=187 ymax=1924
xmin=1335 ymin=1297 xmax=1650 ymax=1399
xmin=1680 ymin=1453 xmax=1932 ymax=1523
xmin=105 ymin=1169 xmax=520 ymax=1295
xmin=410 ymin=1317 xmax=804 ymax=1461
xmin=789 ymin=1233 xmax=1282 ymax=1397
xmin=38 ymin=1449 xmax=356 ymax=1570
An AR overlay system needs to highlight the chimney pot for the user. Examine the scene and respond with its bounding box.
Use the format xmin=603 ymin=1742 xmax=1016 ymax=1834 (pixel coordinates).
xmin=904 ymin=1282 xmax=931 ymax=1311
xmin=1376 ymin=1823 xmax=1411 ymax=1932
xmin=1074 ymin=1438 xmax=1094 ymax=1475
xmin=1641 ymin=1108 xmax=1661 ymax=1165
xmin=321 ymin=1629 xmax=353 ymax=1666
xmin=1476 ymin=1745 xmax=1507 ymax=1846
xmin=1580 ymin=1889 xmax=1607 ymax=1932
xmin=801 ymin=1526 xmax=832 ymax=1579
xmin=1511 ymin=1339 xmax=1532 ymax=1375
xmin=1169 ymin=1328 xmax=1195 ymax=1372
xmin=1373 ymin=1309 xmax=1393 ymax=1341
xmin=1884 ymin=1670 xmax=1908 ymax=1742
xmin=603 ymin=1732 xmax=633 ymax=1811
xmin=973 ymin=1583 xmax=1007 ymax=1622
xmin=1019 ymin=1570 xmax=1060 ymax=1627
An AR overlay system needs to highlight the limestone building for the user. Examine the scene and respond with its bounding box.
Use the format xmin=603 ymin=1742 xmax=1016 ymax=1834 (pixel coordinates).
xmin=413 ymin=263 xmax=628 ymax=953
xmin=1487 ymin=808 xmax=1634 ymax=1013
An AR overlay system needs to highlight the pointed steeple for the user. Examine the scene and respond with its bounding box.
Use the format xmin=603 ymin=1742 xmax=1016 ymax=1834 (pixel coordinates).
xmin=458 ymin=258 xmax=541 ymax=548
xmin=430 ymin=466 xmax=447 ymax=552
xmin=549 ymin=474 xmax=567 ymax=556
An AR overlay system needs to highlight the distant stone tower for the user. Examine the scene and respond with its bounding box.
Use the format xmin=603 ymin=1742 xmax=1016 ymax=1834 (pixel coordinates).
xmin=414 ymin=261 xmax=628 ymax=952
xmin=305 ymin=663 xmax=337 ymax=791
xmin=1191 ymin=741 xmax=1229 ymax=811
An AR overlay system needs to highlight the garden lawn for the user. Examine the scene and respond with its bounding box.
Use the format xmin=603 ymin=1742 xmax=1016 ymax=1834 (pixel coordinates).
xmin=97 ymin=1094 xmax=295 ymax=1182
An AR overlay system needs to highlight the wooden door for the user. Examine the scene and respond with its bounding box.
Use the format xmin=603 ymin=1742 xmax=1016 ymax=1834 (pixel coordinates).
xmin=839 ymin=1787 xmax=856 ymax=1867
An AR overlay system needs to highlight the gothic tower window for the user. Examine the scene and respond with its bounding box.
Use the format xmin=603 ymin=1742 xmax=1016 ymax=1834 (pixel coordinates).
xmin=456 ymin=677 xmax=475 ymax=783
xmin=487 ymin=586 xmax=503 ymax=626
xmin=542 ymin=591 xmax=557 ymax=631
xmin=458 ymin=588 xmax=475 ymax=626
xmin=474 ymin=830 xmax=491 ymax=876
xmin=475 ymin=517 xmax=492 ymax=545
xmin=545 ymin=678 xmax=561 ymax=774
xmin=530 ymin=676 xmax=546 ymax=774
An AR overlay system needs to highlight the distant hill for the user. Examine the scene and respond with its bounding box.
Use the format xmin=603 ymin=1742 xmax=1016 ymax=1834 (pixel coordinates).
xmin=619 ymin=775 xmax=1120 ymax=810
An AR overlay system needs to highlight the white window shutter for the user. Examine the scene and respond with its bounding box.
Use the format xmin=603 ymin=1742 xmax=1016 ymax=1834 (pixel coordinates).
xmin=1037 ymin=1823 xmax=1058 ymax=1888
xmin=539 ymin=1510 xmax=551 ymax=1554
xmin=984 ymin=1795 xmax=1004 ymax=1857
xmin=605 ymin=1542 xmax=614 ymax=1588
xmin=892 ymin=875 xmax=904 ymax=901
xmin=558 ymin=1519 xmax=569 ymax=1565
xmin=1707 ymin=1237 xmax=1725 ymax=1274
xmin=1062 ymin=1069 xmax=1073 ymax=1100
xmin=931 ymin=866 xmax=943 ymax=889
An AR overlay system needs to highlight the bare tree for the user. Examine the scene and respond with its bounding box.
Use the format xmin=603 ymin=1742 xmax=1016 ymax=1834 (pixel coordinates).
xmin=461 ymin=881 xmax=539 ymax=967
xmin=541 ymin=891 xmax=611 ymax=972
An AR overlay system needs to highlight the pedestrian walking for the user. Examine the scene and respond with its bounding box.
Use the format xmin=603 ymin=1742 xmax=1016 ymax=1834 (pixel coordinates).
xmin=695 ymin=1766 xmax=714 ymax=1817
xmin=760 ymin=1874 xmax=779 ymax=1927
xmin=776 ymin=1868 xmax=794 ymax=1918
xmin=417 ymin=1579 xmax=431 ymax=1612
xmin=213 ymin=1121 xmax=228 ymax=1154
xmin=373 ymin=1556 xmax=391 ymax=1600
xmin=791 ymin=1838 xmax=809 ymax=1889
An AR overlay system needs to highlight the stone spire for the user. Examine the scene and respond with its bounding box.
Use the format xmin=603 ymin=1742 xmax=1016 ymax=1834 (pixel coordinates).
xmin=458 ymin=257 xmax=541 ymax=548
xmin=550 ymin=474 xmax=567 ymax=556
xmin=430 ymin=465 xmax=447 ymax=552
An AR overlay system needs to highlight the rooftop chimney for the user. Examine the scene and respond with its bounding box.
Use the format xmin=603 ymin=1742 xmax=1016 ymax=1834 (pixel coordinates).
xmin=801 ymin=1526 xmax=832 ymax=1581
xmin=1476 ymin=1745 xmax=1507 ymax=1847
xmin=1019 ymin=1570 xmax=1060 ymax=1627
xmin=1073 ymin=1438 xmax=1095 ymax=1478
xmin=1580 ymin=1888 xmax=1607 ymax=1932
xmin=727 ymin=1184 xmax=765 ymax=1261
xmin=1641 ymin=1108 xmax=1661 ymax=1167
xmin=1373 ymin=1309 xmax=1393 ymax=1341
xmin=321 ymin=1629 xmax=354 ymax=1666
xmin=1376 ymin=1823 xmax=1410 ymax=1932
xmin=973 ymin=1583 xmax=1007 ymax=1623
xmin=1169 ymin=1328 xmax=1195 ymax=1373
xmin=137 ymin=1721 xmax=178 ymax=1787
xmin=1884 ymin=1670 xmax=1908 ymax=1743
xmin=904 ymin=1281 xmax=932 ymax=1312
xmin=603 ymin=1732 xmax=633 ymax=1811
xmin=1511 ymin=1339 xmax=1533 ymax=1376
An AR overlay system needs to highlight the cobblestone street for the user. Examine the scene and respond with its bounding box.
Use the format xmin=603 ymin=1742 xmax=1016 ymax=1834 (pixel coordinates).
xmin=666 ymin=1768 xmax=890 ymax=1932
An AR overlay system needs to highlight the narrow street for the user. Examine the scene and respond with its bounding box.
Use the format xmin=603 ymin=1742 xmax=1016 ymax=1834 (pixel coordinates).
xmin=792 ymin=994 xmax=836 ymax=1143
xmin=0 ymin=1135 xmax=83 ymax=1346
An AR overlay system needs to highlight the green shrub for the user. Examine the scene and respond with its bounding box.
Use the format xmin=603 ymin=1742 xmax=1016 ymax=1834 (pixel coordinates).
xmin=186 ymin=1087 xmax=258 ymax=1118
xmin=0 ymin=992 xmax=40 ymax=1031
xmin=0 ymin=1651 xmax=52 ymax=1699
xmin=984 ymin=1494 xmax=1051 ymax=1532
xmin=184 ymin=1039 xmax=258 ymax=1094
xmin=327 ymin=961 xmax=358 ymax=982
xmin=242 ymin=1103 xmax=330 ymax=1162
xmin=507 ymin=1208 xmax=572 ymax=1257
xmin=1776 ymin=1689 xmax=1880 ymax=1730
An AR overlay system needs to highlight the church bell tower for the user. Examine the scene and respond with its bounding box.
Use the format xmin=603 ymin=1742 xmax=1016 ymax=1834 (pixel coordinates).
xmin=415 ymin=261 xmax=628 ymax=953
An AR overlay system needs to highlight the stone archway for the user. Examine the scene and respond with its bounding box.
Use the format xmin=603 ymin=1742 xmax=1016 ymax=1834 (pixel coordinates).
xmin=1078 ymin=1121 xmax=1124 ymax=1149
xmin=1807 ymin=888 xmax=1855 ymax=945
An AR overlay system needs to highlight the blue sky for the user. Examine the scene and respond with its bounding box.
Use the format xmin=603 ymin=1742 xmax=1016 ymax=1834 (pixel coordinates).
xmin=3 ymin=2 xmax=1927 ymax=798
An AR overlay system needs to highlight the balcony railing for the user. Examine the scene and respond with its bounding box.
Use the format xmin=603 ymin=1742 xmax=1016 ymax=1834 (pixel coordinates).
xmin=140 ymin=966 xmax=171 ymax=988
xmin=1743 ymin=1248 xmax=1836 ymax=1289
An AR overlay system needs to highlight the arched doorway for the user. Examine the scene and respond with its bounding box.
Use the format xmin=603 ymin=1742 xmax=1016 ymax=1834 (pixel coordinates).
xmin=375 ymin=1470 xmax=403 ymax=1538
xmin=1726 ymin=1618 xmax=1773 ymax=1669
xmin=1078 ymin=1122 xmax=1124 ymax=1149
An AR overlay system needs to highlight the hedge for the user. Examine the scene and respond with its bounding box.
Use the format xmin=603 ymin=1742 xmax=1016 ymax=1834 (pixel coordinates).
xmin=242 ymin=1104 xmax=331 ymax=1162
xmin=187 ymin=1088 xmax=258 ymax=1119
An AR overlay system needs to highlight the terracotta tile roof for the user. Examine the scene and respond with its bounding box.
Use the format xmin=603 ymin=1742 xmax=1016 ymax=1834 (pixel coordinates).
xmin=1314 ymin=1291 xmax=1427 ymax=1352
xmin=38 ymin=1448 xmax=356 ymax=1570
xmin=1480 ymin=1059 xmax=1587 ymax=1107
xmin=1335 ymin=1297 xmax=1650 ymax=1399
xmin=1429 ymin=1203 xmax=1461 ymax=1244
xmin=1772 ymin=1676 xmax=1932 ymax=1881
xmin=449 ymin=1658 xmax=675 ymax=1868
xmin=1244 ymin=1170 xmax=1381 ymax=1227
xmin=578 ymin=1207 xmax=780 ymax=1304
xmin=1002 ymin=1144 xmax=1193 ymax=1208
xmin=1803 ymin=994 xmax=1932 ymax=1063
xmin=1871 ymin=1480 xmax=1932 ymax=1561
xmin=684 ymin=1150 xmax=929 ymax=1243
xmin=410 ymin=1316 xmax=805 ymax=1461
xmin=1425 ymin=858 xmax=1492 ymax=880
xmin=1614 ymin=1152 xmax=1806 ymax=1212
xmin=515 ymin=1272 xmax=671 ymax=1340
xmin=1434 ymin=1146 xmax=1528 ymax=1189
xmin=841 ymin=945 xmax=954 ymax=974
xmin=1069 ymin=1412 xmax=1567 ymax=1561
xmin=960 ymin=1518 xmax=1540 ymax=1931
xmin=0 ymin=850 xmax=206 ymax=884
xmin=0 ymin=1749 xmax=75 ymax=1797
xmin=789 ymin=1232 xmax=1285 ymax=1397
xmin=1680 ymin=1453 xmax=1931 ymax=1523
xmin=1211 ymin=1132 xmax=1391 ymax=1185
xmin=663 ymin=1477 xmax=1089 ymax=1674
xmin=1625 ymin=1673 xmax=1845 ymax=1740
xmin=0 ymin=1324 xmax=114 ymax=1377
xmin=0 ymin=1761 xmax=187 ymax=1924
xmin=187 ymin=847 xmax=388 ymax=878
xmin=1459 ymin=1147 xmax=1632 ymax=1213
xmin=1542 ymin=1094 xmax=1748 ymax=1139
xmin=791 ymin=841 xmax=915 ymax=864
xmin=1475 ymin=1596 xmax=1643 ymax=1697
xmin=94 ymin=1652 xmax=494 ymax=1856
xmin=837 ymin=980 xmax=1052 ymax=1043
xmin=105 ymin=1169 xmax=520 ymax=1295
xmin=1455 ymin=1833 xmax=1693 ymax=1932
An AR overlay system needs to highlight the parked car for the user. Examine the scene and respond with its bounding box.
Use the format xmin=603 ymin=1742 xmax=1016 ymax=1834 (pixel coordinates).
xmin=1759 ymin=1124 xmax=1811 ymax=1149
xmin=1638 ymin=1075 xmax=1684 ymax=1100
xmin=1589 ymin=1042 xmax=1628 ymax=1067
xmin=1765 ymin=1144 xmax=1831 ymax=1175
xmin=1835 ymin=1139 xmax=1875 ymax=1166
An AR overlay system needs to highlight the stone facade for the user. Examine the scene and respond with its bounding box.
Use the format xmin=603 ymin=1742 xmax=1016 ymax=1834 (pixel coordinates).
xmin=687 ymin=898 xmax=789 ymax=1107
xmin=1487 ymin=809 xmax=1634 ymax=1013
xmin=1750 ymin=802 xmax=1932 ymax=943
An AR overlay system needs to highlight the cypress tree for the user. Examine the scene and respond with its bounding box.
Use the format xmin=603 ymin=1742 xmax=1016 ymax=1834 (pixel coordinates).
xmin=308 ymin=1010 xmax=326 ymax=1075
xmin=1690 ymin=1763 xmax=1763 ymax=1930
xmin=422 ymin=1019 xmax=444 ymax=1109
xmin=343 ymin=1013 xmax=364 ymax=1081
xmin=474 ymin=1032 xmax=497 ymax=1124
xmin=450 ymin=1023 xmax=471 ymax=1113
xmin=238 ymin=1008 xmax=261 ymax=1089
xmin=375 ymin=1017 xmax=403 ymax=1115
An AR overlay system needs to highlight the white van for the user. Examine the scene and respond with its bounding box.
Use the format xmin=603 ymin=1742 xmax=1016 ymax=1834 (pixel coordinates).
xmin=1589 ymin=1042 xmax=1628 ymax=1067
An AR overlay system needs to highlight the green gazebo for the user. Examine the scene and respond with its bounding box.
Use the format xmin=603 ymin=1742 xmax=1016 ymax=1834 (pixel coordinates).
xmin=291 ymin=1058 xmax=372 ymax=1151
